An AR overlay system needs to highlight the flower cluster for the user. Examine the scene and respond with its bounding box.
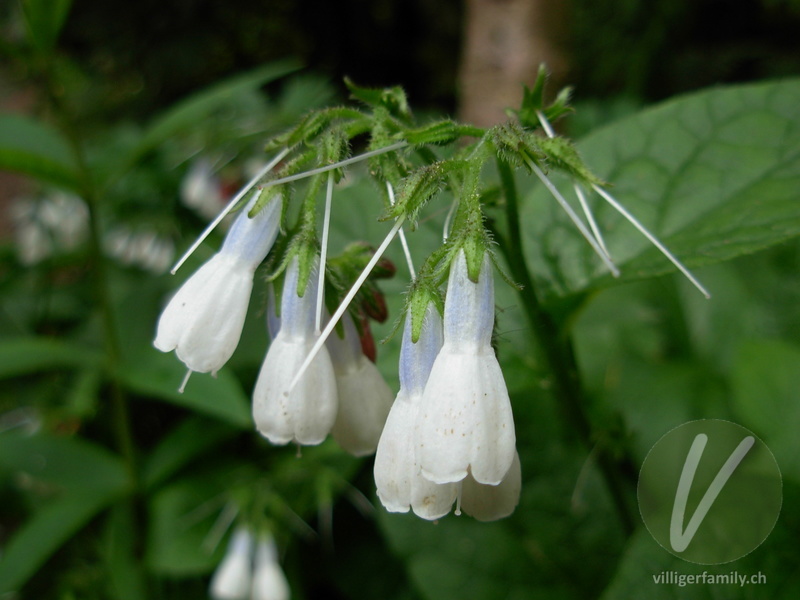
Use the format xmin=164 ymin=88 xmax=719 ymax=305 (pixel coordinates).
xmin=210 ymin=528 xmax=290 ymax=600
xmin=155 ymin=75 xmax=709 ymax=535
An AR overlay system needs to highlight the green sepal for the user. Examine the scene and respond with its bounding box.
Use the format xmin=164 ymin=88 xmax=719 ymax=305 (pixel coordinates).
xmin=506 ymin=64 xmax=574 ymax=130
xmin=388 ymin=159 xmax=470 ymax=226
xmin=537 ymin=137 xmax=604 ymax=186
xmin=487 ymin=122 xmax=545 ymax=170
xmin=345 ymin=78 xmax=411 ymax=120
xmin=400 ymin=120 xmax=484 ymax=146
xmin=407 ymin=281 xmax=444 ymax=344
xmin=264 ymin=106 xmax=366 ymax=152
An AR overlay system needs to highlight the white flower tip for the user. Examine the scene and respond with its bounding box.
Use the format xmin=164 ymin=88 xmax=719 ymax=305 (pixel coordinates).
xmin=421 ymin=467 xmax=468 ymax=485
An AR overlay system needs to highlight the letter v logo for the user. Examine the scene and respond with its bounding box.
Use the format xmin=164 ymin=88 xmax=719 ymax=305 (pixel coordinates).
xmin=669 ymin=433 xmax=755 ymax=552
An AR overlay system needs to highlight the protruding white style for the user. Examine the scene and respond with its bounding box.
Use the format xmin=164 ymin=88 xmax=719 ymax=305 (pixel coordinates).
xmin=460 ymin=450 xmax=522 ymax=522
xmin=252 ymin=255 xmax=338 ymax=445
xmin=416 ymin=249 xmax=516 ymax=485
xmin=327 ymin=314 xmax=394 ymax=457
xmin=210 ymin=527 xmax=253 ymax=600
xmin=154 ymin=192 xmax=281 ymax=375
xmin=251 ymin=536 xmax=291 ymax=600
xmin=374 ymin=304 xmax=458 ymax=520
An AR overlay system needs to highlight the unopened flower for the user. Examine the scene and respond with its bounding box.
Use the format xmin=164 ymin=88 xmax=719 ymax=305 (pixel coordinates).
xmin=250 ymin=536 xmax=291 ymax=600
xmin=252 ymin=255 xmax=338 ymax=445
xmin=210 ymin=527 xmax=253 ymax=600
xmin=326 ymin=313 xmax=393 ymax=456
xmin=374 ymin=302 xmax=458 ymax=519
xmin=415 ymin=249 xmax=516 ymax=485
xmin=154 ymin=192 xmax=281 ymax=374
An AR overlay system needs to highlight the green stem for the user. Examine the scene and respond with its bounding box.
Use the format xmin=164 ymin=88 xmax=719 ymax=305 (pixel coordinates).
xmin=495 ymin=158 xmax=636 ymax=536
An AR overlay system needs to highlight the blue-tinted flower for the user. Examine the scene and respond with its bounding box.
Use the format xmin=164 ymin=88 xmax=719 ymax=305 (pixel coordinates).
xmin=155 ymin=193 xmax=281 ymax=374
xmin=327 ymin=313 xmax=394 ymax=457
xmin=374 ymin=303 xmax=458 ymax=519
xmin=252 ymin=255 xmax=338 ymax=445
xmin=415 ymin=249 xmax=516 ymax=485
xmin=210 ymin=527 xmax=253 ymax=600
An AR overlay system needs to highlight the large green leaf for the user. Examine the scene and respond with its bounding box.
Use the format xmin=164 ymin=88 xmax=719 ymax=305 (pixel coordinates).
xmin=129 ymin=61 xmax=301 ymax=161
xmin=0 ymin=113 xmax=79 ymax=189
xmin=519 ymin=79 xmax=800 ymax=299
xmin=731 ymin=339 xmax=800 ymax=483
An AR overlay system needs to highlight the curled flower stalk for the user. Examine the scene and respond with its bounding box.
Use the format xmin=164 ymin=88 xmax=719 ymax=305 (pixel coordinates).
xmin=252 ymin=254 xmax=338 ymax=445
xmin=154 ymin=192 xmax=281 ymax=375
xmin=415 ymin=249 xmax=516 ymax=486
xmin=327 ymin=313 xmax=394 ymax=457
xmin=374 ymin=301 xmax=459 ymax=520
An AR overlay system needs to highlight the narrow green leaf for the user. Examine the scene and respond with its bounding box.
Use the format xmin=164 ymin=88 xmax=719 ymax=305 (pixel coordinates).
xmin=0 ymin=432 xmax=129 ymax=492
xmin=117 ymin=349 xmax=251 ymax=428
xmin=132 ymin=61 xmax=300 ymax=159
xmin=401 ymin=120 xmax=484 ymax=146
xmin=519 ymin=79 xmax=800 ymax=299
xmin=21 ymin=0 xmax=73 ymax=53
xmin=0 ymin=114 xmax=79 ymax=189
xmin=0 ymin=490 xmax=115 ymax=594
xmin=0 ymin=337 xmax=104 ymax=380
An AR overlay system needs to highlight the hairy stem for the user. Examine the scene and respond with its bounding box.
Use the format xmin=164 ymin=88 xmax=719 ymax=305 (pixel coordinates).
xmin=495 ymin=158 xmax=636 ymax=535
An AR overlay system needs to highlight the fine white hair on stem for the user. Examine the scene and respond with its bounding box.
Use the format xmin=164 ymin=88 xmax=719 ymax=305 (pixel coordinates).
xmin=536 ymin=110 xmax=613 ymax=264
xmin=442 ymin=198 xmax=458 ymax=243
xmin=591 ymin=184 xmax=711 ymax=299
xmin=171 ymin=147 xmax=290 ymax=274
xmin=387 ymin=182 xmax=415 ymax=278
xmin=316 ymin=172 xmax=334 ymax=334
xmin=287 ymin=217 xmax=405 ymax=393
xmin=526 ymin=158 xmax=621 ymax=277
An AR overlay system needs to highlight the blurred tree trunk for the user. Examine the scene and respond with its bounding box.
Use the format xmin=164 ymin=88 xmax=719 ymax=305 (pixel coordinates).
xmin=458 ymin=0 xmax=569 ymax=127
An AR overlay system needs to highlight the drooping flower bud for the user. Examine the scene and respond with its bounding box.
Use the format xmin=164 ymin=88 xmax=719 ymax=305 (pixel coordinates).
xmin=327 ymin=313 xmax=394 ymax=457
xmin=252 ymin=254 xmax=338 ymax=445
xmin=250 ymin=535 xmax=290 ymax=600
xmin=415 ymin=249 xmax=516 ymax=485
xmin=374 ymin=302 xmax=458 ymax=519
xmin=155 ymin=192 xmax=281 ymax=374
xmin=210 ymin=527 xmax=253 ymax=600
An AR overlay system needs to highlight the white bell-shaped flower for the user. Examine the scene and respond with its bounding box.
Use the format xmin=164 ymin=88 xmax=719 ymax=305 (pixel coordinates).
xmin=374 ymin=303 xmax=458 ymax=519
xmin=253 ymin=255 xmax=338 ymax=445
xmin=460 ymin=450 xmax=521 ymax=522
xmin=210 ymin=527 xmax=253 ymax=600
xmin=155 ymin=193 xmax=281 ymax=374
xmin=327 ymin=313 xmax=394 ymax=457
xmin=416 ymin=249 xmax=516 ymax=485
xmin=250 ymin=536 xmax=290 ymax=600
